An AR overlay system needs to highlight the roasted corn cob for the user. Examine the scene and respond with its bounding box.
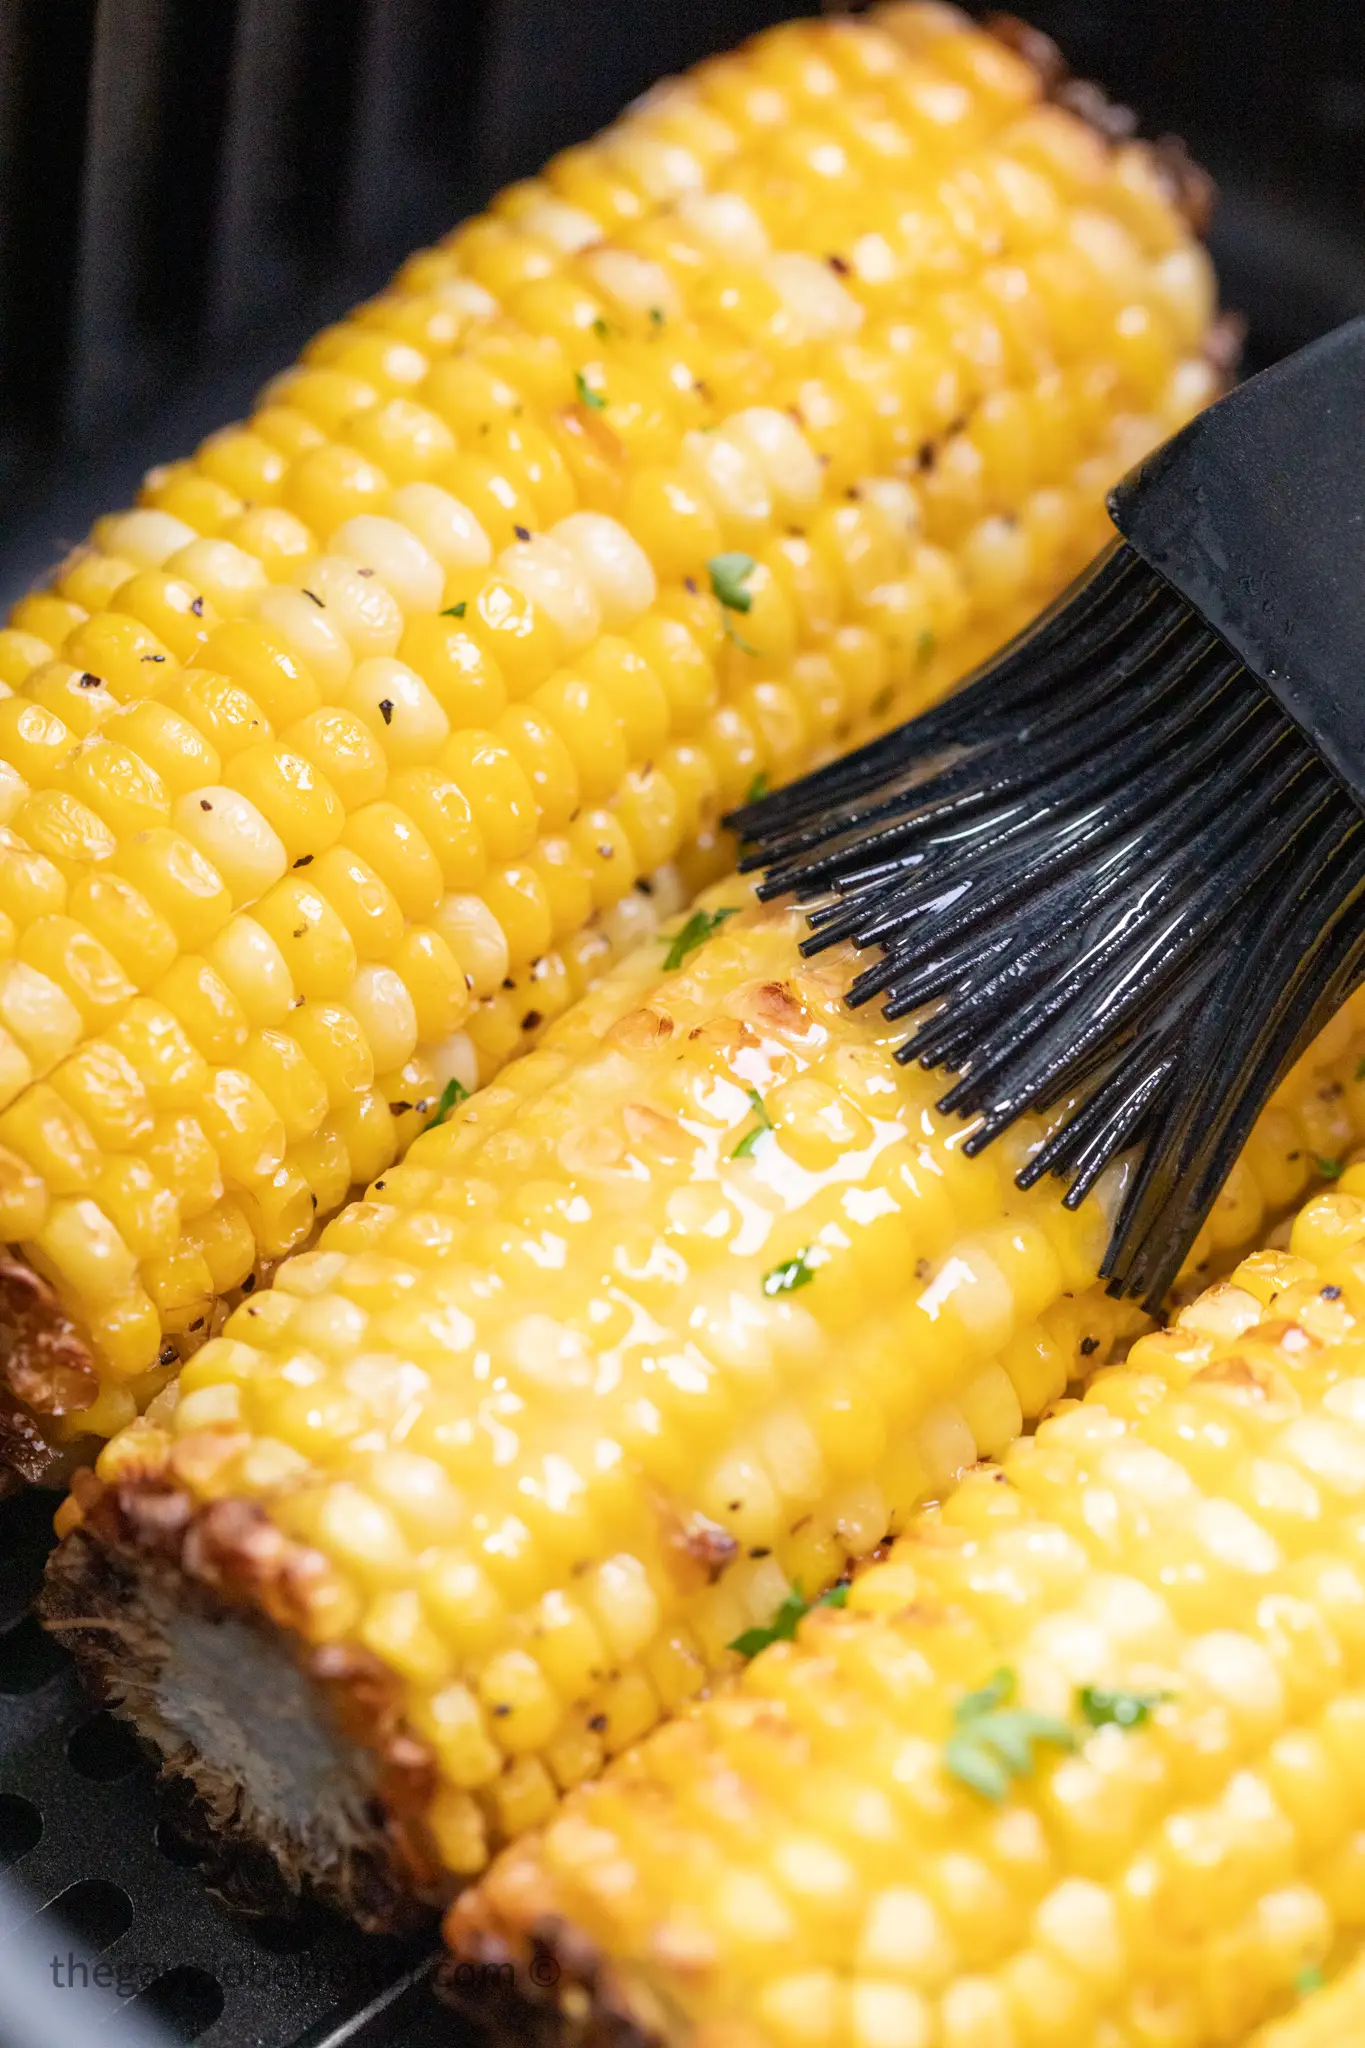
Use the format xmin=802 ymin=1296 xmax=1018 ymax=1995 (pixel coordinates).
xmin=444 ymin=1186 xmax=1365 ymax=2047
xmin=0 ymin=5 xmax=1222 ymax=1476
xmin=43 ymin=880 xmax=1365 ymax=1933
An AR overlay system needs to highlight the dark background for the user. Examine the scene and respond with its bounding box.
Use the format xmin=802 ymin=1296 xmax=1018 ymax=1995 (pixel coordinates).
xmin=0 ymin=0 xmax=1362 ymax=608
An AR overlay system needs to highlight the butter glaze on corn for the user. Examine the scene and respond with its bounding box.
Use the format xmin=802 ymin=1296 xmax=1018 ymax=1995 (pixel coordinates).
xmin=67 ymin=877 xmax=1142 ymax=1894
xmin=55 ymin=880 xmax=1365 ymax=1926
xmin=0 ymin=4 xmax=1218 ymax=1459
xmin=446 ymin=1187 xmax=1365 ymax=2047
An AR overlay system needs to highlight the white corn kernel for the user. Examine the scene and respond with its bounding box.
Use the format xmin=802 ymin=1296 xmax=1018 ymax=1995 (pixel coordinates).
xmin=719 ymin=409 xmax=823 ymax=517
xmin=330 ymin=516 xmax=445 ymax=615
xmin=498 ymin=536 xmax=602 ymax=654
xmin=204 ymin=915 xmax=296 ymax=1029
xmin=348 ymin=963 xmax=419 ymax=1071
xmin=582 ymin=247 xmax=682 ymax=323
xmin=343 ymin=657 xmax=450 ymax=766
xmin=297 ymin=556 xmax=404 ymax=660
xmin=386 ymin=484 xmax=492 ymax=575
xmin=172 ymin=787 xmax=288 ymax=907
xmin=434 ymin=894 xmax=509 ymax=1000
xmin=517 ymin=199 xmax=602 ymax=254
xmin=550 ymin=513 xmax=657 ymax=629
xmin=166 ymin=539 xmax=268 ymax=618
xmin=680 ymin=430 xmax=771 ymax=528
xmin=763 ymin=252 xmax=863 ymax=340
xmin=92 ymin=508 xmax=198 ymax=569
xmin=256 ymin=586 xmax=354 ymax=697
xmin=673 ymin=190 xmax=770 ymax=264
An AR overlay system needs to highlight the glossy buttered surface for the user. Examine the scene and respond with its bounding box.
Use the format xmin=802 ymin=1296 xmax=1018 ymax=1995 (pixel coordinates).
xmin=94 ymin=879 xmax=1142 ymax=1873
xmin=0 ymin=4 xmax=1217 ymax=1451
xmin=449 ymin=1183 xmax=1365 ymax=2048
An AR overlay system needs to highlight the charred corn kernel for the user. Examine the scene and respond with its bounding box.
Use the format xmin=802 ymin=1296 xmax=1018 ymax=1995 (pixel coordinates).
xmin=448 ymin=1180 xmax=1365 ymax=2041
xmin=3 ymin=4 xmax=1220 ymax=1454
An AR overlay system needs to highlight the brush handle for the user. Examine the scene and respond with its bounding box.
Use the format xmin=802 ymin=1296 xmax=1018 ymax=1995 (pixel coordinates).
xmin=1110 ymin=316 xmax=1365 ymax=806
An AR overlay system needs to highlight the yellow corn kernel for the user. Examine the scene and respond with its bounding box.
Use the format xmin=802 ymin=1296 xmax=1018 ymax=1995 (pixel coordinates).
xmin=445 ymin=1175 xmax=1365 ymax=2042
xmin=1 ymin=0 xmax=1221 ymax=1451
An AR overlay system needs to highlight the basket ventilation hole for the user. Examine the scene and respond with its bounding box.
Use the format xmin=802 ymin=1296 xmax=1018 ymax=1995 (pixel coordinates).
xmin=111 ymin=1966 xmax=225 ymax=2044
xmin=0 ymin=1613 xmax=69 ymax=1694
xmin=66 ymin=1710 xmax=145 ymax=1782
xmin=0 ymin=1792 xmax=42 ymax=1867
xmin=32 ymin=1876 xmax=134 ymax=1951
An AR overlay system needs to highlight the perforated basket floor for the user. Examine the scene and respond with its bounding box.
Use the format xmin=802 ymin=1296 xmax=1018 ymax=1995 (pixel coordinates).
xmin=0 ymin=1490 xmax=453 ymax=2048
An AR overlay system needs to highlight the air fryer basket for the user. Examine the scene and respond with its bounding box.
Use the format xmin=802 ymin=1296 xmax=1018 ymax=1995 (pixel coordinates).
xmin=1 ymin=3 xmax=1363 ymax=2045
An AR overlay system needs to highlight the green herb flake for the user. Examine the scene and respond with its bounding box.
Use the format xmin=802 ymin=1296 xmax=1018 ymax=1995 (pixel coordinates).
xmin=916 ymin=626 xmax=937 ymax=666
xmin=649 ymin=305 xmax=665 ymax=326
xmin=708 ymin=551 xmax=757 ymax=614
xmin=1316 ymin=1154 xmax=1345 ymax=1180
xmin=944 ymin=1667 xmax=1075 ymax=1802
xmin=731 ymin=1088 xmax=773 ymax=1159
xmin=592 ymin=316 xmax=611 ymax=339
xmin=426 ymin=1076 xmax=469 ymax=1129
xmin=728 ymin=1581 xmax=848 ymax=1659
xmin=1295 ymin=1964 xmax=1326 ymax=1999
xmin=745 ymin=772 xmax=769 ymax=806
xmin=662 ymin=904 xmax=738 ymax=971
xmin=1078 ymin=1686 xmax=1169 ymax=1732
xmin=442 ymin=601 xmax=467 ymax=618
xmin=575 ymin=369 xmax=607 ymax=411
xmin=762 ymin=1248 xmax=816 ymax=1297
xmin=1357 ymin=1056 xmax=1365 ymax=1082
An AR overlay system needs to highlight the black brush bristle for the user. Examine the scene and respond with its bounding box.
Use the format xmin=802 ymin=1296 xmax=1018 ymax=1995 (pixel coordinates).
xmin=730 ymin=538 xmax=1364 ymax=1310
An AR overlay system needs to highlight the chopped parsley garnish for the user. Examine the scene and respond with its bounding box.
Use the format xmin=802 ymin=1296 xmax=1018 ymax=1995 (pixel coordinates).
xmin=728 ymin=1582 xmax=848 ymax=1660
xmin=662 ymin=904 xmax=737 ymax=970
xmin=575 ymin=369 xmax=606 ymax=411
xmin=442 ymin=600 xmax=467 ymax=618
xmin=592 ymin=316 xmax=611 ymax=339
xmin=649 ymin=305 xmax=665 ymax=326
xmin=1296 ymin=1965 xmax=1326 ymax=1999
xmin=1315 ymin=1154 xmax=1345 ymax=1180
xmin=745 ymin=771 xmax=769 ymax=805
xmin=916 ymin=626 xmax=937 ymax=666
xmin=1077 ymin=1686 xmax=1169 ymax=1732
xmin=426 ymin=1076 xmax=469 ymax=1129
xmin=708 ymin=551 xmax=757 ymax=613
xmin=762 ymin=1248 xmax=816 ymax=1297
xmin=1357 ymin=1056 xmax=1365 ymax=1081
xmin=731 ymin=1088 xmax=773 ymax=1159
xmin=944 ymin=1668 xmax=1075 ymax=1803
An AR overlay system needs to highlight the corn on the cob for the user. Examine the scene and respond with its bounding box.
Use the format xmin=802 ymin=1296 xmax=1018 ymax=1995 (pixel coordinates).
xmin=0 ymin=6 xmax=1221 ymax=1475
xmin=43 ymin=879 xmax=1365 ymax=1933
xmin=443 ymin=1186 xmax=1365 ymax=2047
xmin=46 ymin=875 xmax=1142 ymax=1925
